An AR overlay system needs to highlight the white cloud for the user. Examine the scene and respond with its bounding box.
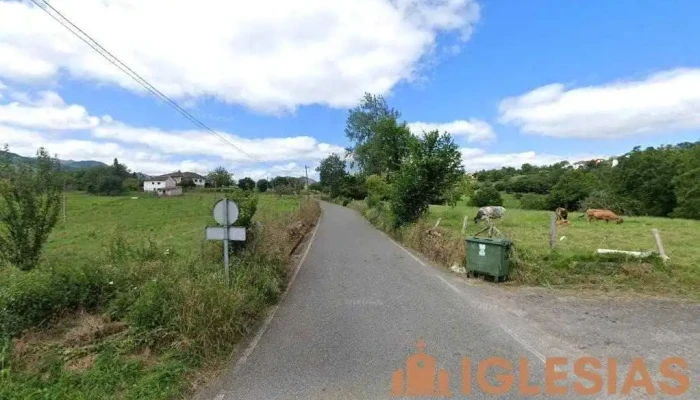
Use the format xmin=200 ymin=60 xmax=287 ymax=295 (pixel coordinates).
xmin=408 ymin=119 xmax=495 ymax=143
xmin=0 ymin=86 xmax=345 ymax=176
xmin=460 ymin=148 xmax=605 ymax=171
xmin=498 ymin=68 xmax=700 ymax=138
xmin=0 ymin=90 xmax=103 ymax=130
xmin=92 ymin=123 xmax=346 ymax=164
xmin=0 ymin=0 xmax=480 ymax=113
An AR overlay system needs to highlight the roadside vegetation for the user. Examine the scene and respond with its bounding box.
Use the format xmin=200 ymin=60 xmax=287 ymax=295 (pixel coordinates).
xmin=0 ymin=149 xmax=320 ymax=398
xmin=320 ymin=93 xmax=699 ymax=300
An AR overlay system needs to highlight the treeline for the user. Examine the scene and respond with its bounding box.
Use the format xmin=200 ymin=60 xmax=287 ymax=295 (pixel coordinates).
xmin=473 ymin=141 xmax=700 ymax=219
xmin=65 ymin=158 xmax=140 ymax=195
xmin=317 ymin=93 xmax=466 ymax=227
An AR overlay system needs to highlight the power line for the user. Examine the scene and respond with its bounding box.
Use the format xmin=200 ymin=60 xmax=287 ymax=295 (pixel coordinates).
xmin=29 ymin=0 xmax=261 ymax=162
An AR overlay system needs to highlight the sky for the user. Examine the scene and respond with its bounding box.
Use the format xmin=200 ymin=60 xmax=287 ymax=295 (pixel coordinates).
xmin=1 ymin=0 xmax=699 ymax=180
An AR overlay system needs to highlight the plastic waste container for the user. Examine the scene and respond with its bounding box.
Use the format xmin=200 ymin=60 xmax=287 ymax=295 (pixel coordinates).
xmin=465 ymin=237 xmax=512 ymax=282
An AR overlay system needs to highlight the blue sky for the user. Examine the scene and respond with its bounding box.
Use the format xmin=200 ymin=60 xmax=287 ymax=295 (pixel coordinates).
xmin=1 ymin=0 xmax=699 ymax=179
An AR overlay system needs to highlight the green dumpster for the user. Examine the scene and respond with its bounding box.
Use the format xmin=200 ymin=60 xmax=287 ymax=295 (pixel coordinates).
xmin=465 ymin=237 xmax=512 ymax=282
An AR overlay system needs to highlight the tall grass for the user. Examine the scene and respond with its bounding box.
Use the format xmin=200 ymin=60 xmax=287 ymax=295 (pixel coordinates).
xmin=349 ymin=199 xmax=700 ymax=299
xmin=0 ymin=196 xmax=321 ymax=399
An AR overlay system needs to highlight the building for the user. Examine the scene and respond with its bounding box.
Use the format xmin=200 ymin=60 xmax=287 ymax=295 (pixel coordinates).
xmin=143 ymin=175 xmax=182 ymax=196
xmin=143 ymin=171 xmax=206 ymax=195
xmin=166 ymin=171 xmax=207 ymax=187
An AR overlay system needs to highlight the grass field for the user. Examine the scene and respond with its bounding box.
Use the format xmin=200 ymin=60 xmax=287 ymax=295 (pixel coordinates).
xmin=46 ymin=191 xmax=303 ymax=264
xmin=353 ymin=196 xmax=700 ymax=300
xmin=0 ymin=191 xmax=318 ymax=399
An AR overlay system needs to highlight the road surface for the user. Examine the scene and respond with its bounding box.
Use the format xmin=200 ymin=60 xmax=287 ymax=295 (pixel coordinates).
xmin=204 ymin=202 xmax=665 ymax=399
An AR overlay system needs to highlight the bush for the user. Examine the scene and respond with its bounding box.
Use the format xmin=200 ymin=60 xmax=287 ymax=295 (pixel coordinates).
xmin=365 ymin=174 xmax=391 ymax=208
xmin=0 ymin=148 xmax=63 ymax=270
xmin=580 ymin=190 xmax=639 ymax=215
xmin=519 ymin=193 xmax=549 ymax=210
xmin=0 ymin=263 xmax=112 ymax=337
xmin=469 ymin=185 xmax=503 ymax=207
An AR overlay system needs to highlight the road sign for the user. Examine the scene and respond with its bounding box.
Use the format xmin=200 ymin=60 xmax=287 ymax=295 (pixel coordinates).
xmin=206 ymin=226 xmax=246 ymax=241
xmin=206 ymin=198 xmax=246 ymax=286
xmin=213 ymin=199 xmax=239 ymax=225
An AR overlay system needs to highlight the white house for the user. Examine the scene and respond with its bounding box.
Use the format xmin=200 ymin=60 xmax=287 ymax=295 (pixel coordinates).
xmin=143 ymin=175 xmax=182 ymax=196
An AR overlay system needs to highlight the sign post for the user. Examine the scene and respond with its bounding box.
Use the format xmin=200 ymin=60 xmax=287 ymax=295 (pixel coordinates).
xmin=206 ymin=198 xmax=246 ymax=286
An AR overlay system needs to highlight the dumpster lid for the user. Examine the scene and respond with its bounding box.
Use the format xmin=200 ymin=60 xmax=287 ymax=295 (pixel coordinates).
xmin=466 ymin=236 xmax=512 ymax=246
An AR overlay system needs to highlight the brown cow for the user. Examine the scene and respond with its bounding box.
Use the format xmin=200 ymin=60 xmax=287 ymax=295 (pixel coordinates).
xmin=584 ymin=209 xmax=623 ymax=224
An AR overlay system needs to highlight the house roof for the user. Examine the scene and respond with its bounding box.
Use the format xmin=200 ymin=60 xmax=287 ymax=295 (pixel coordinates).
xmin=146 ymin=172 xmax=205 ymax=181
xmin=166 ymin=171 xmax=206 ymax=179
xmin=146 ymin=174 xmax=175 ymax=182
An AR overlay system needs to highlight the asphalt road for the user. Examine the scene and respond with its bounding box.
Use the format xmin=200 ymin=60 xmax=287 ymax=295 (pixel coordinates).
xmin=209 ymin=203 xmax=618 ymax=399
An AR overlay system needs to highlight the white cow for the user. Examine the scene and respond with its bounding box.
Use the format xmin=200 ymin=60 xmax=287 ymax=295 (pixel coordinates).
xmin=473 ymin=206 xmax=506 ymax=224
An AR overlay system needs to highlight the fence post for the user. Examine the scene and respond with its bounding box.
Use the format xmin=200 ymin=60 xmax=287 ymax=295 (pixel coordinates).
xmin=434 ymin=218 xmax=441 ymax=228
xmin=462 ymin=216 xmax=468 ymax=234
xmin=651 ymin=229 xmax=670 ymax=262
xmin=549 ymin=213 xmax=556 ymax=249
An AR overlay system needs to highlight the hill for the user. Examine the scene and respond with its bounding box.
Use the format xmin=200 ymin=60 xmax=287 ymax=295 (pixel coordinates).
xmin=0 ymin=150 xmax=108 ymax=171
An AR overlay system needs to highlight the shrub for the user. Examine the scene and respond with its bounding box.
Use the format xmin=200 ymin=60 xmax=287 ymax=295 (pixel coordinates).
xmin=469 ymin=185 xmax=503 ymax=207
xmin=519 ymin=193 xmax=549 ymax=210
xmin=0 ymin=147 xmax=63 ymax=270
xmin=365 ymin=174 xmax=391 ymax=208
xmin=580 ymin=190 xmax=639 ymax=215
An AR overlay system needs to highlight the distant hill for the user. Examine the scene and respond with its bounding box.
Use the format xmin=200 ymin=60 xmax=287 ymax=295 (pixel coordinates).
xmin=1 ymin=150 xmax=108 ymax=171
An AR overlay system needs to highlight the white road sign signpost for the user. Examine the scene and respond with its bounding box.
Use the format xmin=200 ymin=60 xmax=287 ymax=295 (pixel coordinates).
xmin=206 ymin=198 xmax=246 ymax=286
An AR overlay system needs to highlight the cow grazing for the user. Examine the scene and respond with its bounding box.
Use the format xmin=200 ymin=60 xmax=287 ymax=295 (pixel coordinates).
xmin=555 ymin=207 xmax=568 ymax=221
xmin=584 ymin=209 xmax=624 ymax=224
xmin=474 ymin=206 xmax=506 ymax=224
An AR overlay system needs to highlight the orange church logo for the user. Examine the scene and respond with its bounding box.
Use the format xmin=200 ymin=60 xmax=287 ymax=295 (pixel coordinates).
xmin=391 ymin=340 xmax=451 ymax=397
xmin=390 ymin=341 xmax=690 ymax=397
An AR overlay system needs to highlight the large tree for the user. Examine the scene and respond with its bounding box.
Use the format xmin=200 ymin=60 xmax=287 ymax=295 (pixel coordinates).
xmin=390 ymin=131 xmax=463 ymax=226
xmin=256 ymin=179 xmax=269 ymax=193
xmin=237 ymin=177 xmax=255 ymax=191
xmin=316 ymin=153 xmax=347 ymax=197
xmin=207 ymin=166 xmax=233 ymax=188
xmin=345 ymin=93 xmax=413 ymax=176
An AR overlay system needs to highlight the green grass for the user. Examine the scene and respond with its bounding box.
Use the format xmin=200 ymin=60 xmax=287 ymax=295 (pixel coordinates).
xmin=427 ymin=202 xmax=700 ymax=299
xmin=46 ymin=192 xmax=301 ymax=264
xmin=0 ymin=191 xmax=316 ymax=399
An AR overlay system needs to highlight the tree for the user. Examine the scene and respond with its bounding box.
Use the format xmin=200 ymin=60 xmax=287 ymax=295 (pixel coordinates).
xmin=345 ymin=93 xmax=414 ymax=176
xmin=338 ymin=175 xmax=367 ymax=200
xmin=112 ymin=158 xmax=130 ymax=179
xmin=672 ymin=143 xmax=700 ymax=219
xmin=612 ymin=147 xmax=678 ymax=216
xmin=256 ymin=179 xmax=269 ymax=193
xmin=238 ymin=177 xmax=255 ymax=191
xmin=365 ymin=174 xmax=391 ymax=208
xmin=207 ymin=167 xmax=233 ymax=188
xmin=0 ymin=147 xmax=63 ymax=270
xmin=180 ymin=178 xmax=197 ymax=190
xmin=83 ymin=166 xmax=125 ymax=196
xmin=547 ymin=169 xmax=600 ymax=210
xmin=345 ymin=92 xmax=400 ymax=146
xmin=390 ymin=131 xmax=463 ymax=226
xmin=316 ymin=153 xmax=347 ymax=197
xmin=469 ymin=185 xmax=503 ymax=207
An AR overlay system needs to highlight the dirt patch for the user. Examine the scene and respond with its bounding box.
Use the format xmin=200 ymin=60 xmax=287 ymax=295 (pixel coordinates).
xmin=65 ymin=353 xmax=96 ymax=372
xmin=63 ymin=313 xmax=127 ymax=346
xmin=10 ymin=311 xmax=129 ymax=374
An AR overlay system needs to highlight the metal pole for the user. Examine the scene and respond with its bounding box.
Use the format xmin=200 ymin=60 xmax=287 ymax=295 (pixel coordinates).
xmin=223 ymin=197 xmax=230 ymax=286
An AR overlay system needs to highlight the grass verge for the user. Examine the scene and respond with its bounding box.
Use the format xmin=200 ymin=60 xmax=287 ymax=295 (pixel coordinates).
xmin=0 ymin=192 xmax=321 ymax=399
xmin=348 ymin=199 xmax=700 ymax=300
